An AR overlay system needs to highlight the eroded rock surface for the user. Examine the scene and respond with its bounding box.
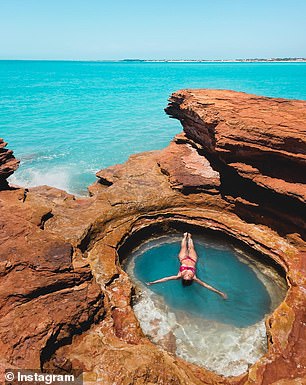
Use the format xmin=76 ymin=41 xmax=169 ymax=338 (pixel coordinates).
xmin=0 ymin=90 xmax=305 ymax=385
xmin=157 ymin=135 xmax=221 ymax=194
xmin=0 ymin=187 xmax=104 ymax=373
xmin=0 ymin=138 xmax=19 ymax=189
xmin=165 ymin=89 xmax=306 ymax=238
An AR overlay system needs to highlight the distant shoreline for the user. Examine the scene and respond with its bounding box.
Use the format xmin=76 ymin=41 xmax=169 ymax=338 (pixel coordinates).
xmin=122 ymin=58 xmax=306 ymax=63
xmin=0 ymin=58 xmax=306 ymax=63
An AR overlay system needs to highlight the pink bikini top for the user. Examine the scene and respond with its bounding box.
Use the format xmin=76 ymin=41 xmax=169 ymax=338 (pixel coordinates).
xmin=179 ymin=256 xmax=196 ymax=274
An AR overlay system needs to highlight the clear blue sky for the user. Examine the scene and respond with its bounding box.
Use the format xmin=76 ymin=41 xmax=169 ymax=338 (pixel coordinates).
xmin=1 ymin=0 xmax=305 ymax=60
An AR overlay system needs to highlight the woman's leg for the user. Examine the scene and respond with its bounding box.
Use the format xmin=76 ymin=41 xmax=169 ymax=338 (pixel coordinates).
xmin=187 ymin=233 xmax=198 ymax=262
xmin=178 ymin=233 xmax=189 ymax=261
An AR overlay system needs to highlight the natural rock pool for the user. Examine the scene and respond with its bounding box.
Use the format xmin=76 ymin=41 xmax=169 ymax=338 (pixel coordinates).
xmin=124 ymin=233 xmax=287 ymax=376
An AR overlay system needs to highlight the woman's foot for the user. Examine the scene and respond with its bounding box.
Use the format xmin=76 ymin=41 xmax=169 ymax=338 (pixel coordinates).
xmin=183 ymin=232 xmax=189 ymax=248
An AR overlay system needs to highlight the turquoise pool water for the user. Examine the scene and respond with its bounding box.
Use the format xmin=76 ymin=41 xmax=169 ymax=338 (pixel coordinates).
xmin=1 ymin=61 xmax=306 ymax=194
xmin=125 ymin=234 xmax=286 ymax=375
xmin=133 ymin=237 xmax=271 ymax=328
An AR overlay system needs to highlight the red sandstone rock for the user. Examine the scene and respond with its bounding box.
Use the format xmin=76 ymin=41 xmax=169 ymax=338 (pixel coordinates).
xmin=0 ymin=188 xmax=104 ymax=369
xmin=0 ymin=90 xmax=305 ymax=384
xmin=157 ymin=134 xmax=220 ymax=194
xmin=165 ymin=89 xmax=306 ymax=238
xmin=0 ymin=139 xmax=19 ymax=189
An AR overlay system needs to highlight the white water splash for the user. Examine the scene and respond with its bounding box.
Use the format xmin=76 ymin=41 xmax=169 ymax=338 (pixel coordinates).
xmin=133 ymin=288 xmax=267 ymax=377
xmin=9 ymin=167 xmax=72 ymax=193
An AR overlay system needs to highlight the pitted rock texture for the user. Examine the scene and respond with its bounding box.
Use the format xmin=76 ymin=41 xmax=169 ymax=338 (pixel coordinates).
xmin=0 ymin=187 xmax=104 ymax=372
xmin=166 ymin=89 xmax=306 ymax=238
xmin=157 ymin=134 xmax=220 ymax=194
xmin=0 ymin=90 xmax=305 ymax=385
xmin=0 ymin=139 xmax=19 ymax=189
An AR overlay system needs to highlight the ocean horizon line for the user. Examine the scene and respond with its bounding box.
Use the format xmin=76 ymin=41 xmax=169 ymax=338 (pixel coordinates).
xmin=0 ymin=58 xmax=306 ymax=63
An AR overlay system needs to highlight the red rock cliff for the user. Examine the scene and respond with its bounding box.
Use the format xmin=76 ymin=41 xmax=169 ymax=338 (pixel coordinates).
xmin=165 ymin=89 xmax=306 ymax=239
xmin=0 ymin=138 xmax=19 ymax=189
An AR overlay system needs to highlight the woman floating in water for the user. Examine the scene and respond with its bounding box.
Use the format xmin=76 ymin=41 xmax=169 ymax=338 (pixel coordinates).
xmin=146 ymin=233 xmax=227 ymax=299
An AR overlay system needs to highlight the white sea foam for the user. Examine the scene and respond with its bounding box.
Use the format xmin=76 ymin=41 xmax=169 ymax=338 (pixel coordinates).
xmin=8 ymin=167 xmax=72 ymax=194
xmin=132 ymin=286 xmax=267 ymax=377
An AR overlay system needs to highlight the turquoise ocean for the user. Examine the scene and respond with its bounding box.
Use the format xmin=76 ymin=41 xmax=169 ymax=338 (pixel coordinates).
xmin=1 ymin=61 xmax=306 ymax=195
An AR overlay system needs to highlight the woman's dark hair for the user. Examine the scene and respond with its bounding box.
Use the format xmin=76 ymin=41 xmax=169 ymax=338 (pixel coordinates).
xmin=182 ymin=279 xmax=193 ymax=286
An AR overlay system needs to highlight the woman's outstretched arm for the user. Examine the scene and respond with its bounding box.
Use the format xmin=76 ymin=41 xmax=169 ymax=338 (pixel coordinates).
xmin=194 ymin=277 xmax=227 ymax=299
xmin=146 ymin=274 xmax=180 ymax=285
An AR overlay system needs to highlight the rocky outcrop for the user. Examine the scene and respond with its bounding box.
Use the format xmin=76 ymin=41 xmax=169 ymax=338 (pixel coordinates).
xmin=0 ymin=139 xmax=19 ymax=189
xmin=165 ymin=90 xmax=306 ymax=238
xmin=157 ymin=134 xmax=220 ymax=194
xmin=0 ymin=187 xmax=104 ymax=372
xmin=0 ymin=90 xmax=305 ymax=385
